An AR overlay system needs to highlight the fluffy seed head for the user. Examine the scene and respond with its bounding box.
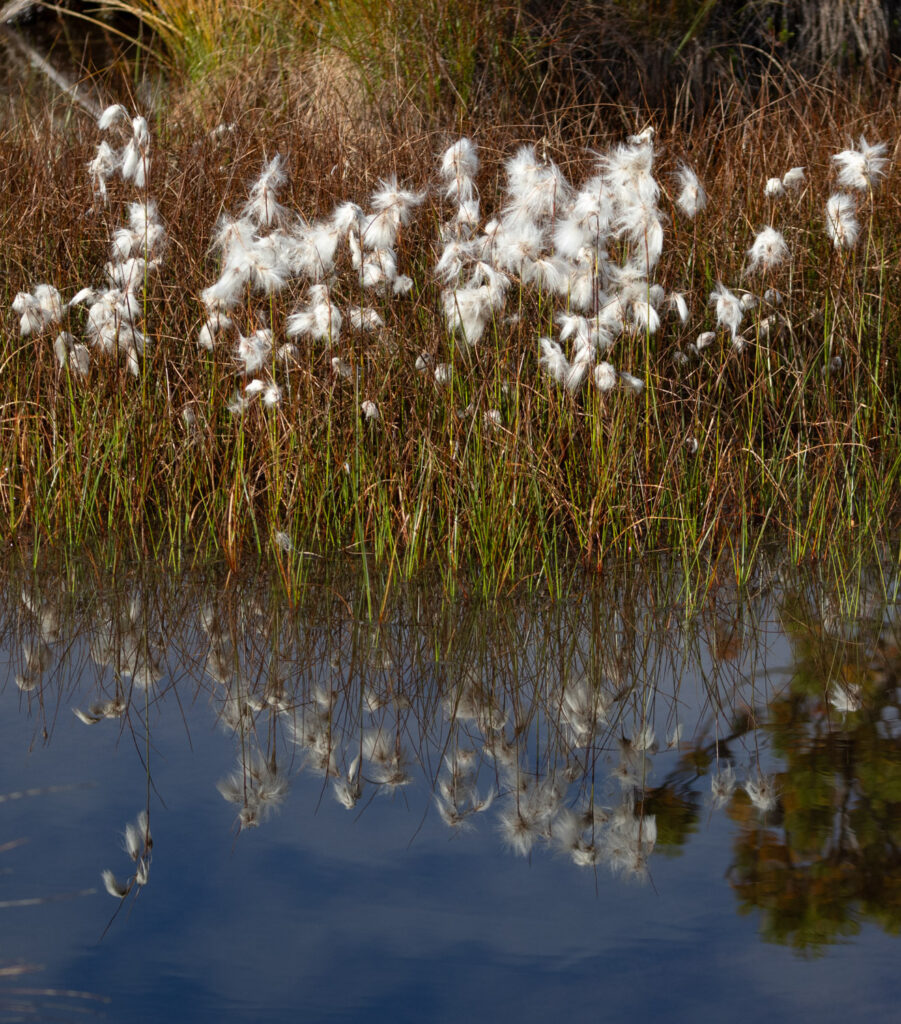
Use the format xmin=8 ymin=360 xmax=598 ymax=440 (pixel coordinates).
xmin=825 ymin=193 xmax=860 ymax=249
xmin=833 ymin=136 xmax=888 ymax=191
xmin=675 ymin=163 xmax=706 ymax=218
xmin=747 ymin=226 xmax=789 ymax=273
xmin=710 ymin=282 xmax=743 ymax=337
xmin=782 ymin=166 xmax=805 ymax=190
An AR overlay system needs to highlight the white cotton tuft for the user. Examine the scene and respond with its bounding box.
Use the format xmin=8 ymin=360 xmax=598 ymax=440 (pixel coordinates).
xmin=668 ymin=291 xmax=689 ymax=323
xmin=564 ymin=349 xmax=591 ymax=393
xmin=12 ymin=292 xmax=45 ymax=336
xmin=833 ymin=136 xmax=888 ymax=192
xmin=747 ymin=226 xmax=789 ymax=273
xmin=197 ymin=312 xmax=231 ymax=351
xmin=538 ymin=337 xmax=569 ymax=383
xmin=825 ymin=193 xmax=859 ymax=249
xmin=630 ymin=297 xmax=660 ymax=334
xmin=88 ymin=141 xmax=118 ymax=200
xmin=441 ymin=138 xmax=479 ymax=185
xmin=53 ymin=331 xmax=75 ymax=369
xmin=98 ymin=104 xmax=129 ymax=131
xmin=593 ymin=361 xmax=617 ymax=392
xmin=764 ymin=177 xmax=785 ymax=198
xmin=237 ymin=329 xmax=272 ymax=374
xmin=620 ymin=371 xmax=644 ymax=394
xmin=243 ymin=154 xmax=289 ymax=227
xmin=675 ymin=163 xmax=706 ymax=218
xmin=263 ymin=384 xmax=282 ymax=408
xmin=102 ymin=869 xmax=130 ymax=899
xmin=331 ymin=357 xmax=352 ymax=379
xmin=285 ymin=285 xmax=342 ymax=345
xmin=68 ymin=287 xmax=96 ymax=308
xmin=70 ymin=343 xmax=91 ymax=377
xmin=348 ymin=307 xmax=384 ymax=332
xmin=504 ymin=145 xmax=571 ymax=223
xmin=709 ymin=283 xmax=743 ymax=338
xmin=782 ymin=166 xmax=805 ymax=190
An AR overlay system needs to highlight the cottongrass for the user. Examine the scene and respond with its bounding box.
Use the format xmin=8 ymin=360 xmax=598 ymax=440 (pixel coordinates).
xmin=12 ymin=113 xmax=893 ymax=403
xmin=1 ymin=92 xmax=897 ymax=574
xmin=825 ymin=193 xmax=860 ymax=249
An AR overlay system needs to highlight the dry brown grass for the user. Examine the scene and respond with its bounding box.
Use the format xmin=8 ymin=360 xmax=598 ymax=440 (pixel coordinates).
xmin=0 ymin=66 xmax=897 ymax=578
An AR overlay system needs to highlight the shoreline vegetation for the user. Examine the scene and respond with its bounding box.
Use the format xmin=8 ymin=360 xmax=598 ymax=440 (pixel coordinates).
xmin=0 ymin=2 xmax=899 ymax=588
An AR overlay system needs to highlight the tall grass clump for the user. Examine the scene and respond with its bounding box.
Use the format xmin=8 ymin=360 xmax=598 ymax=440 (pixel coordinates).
xmin=86 ymin=0 xmax=514 ymax=110
xmin=90 ymin=0 xmax=316 ymax=78
xmin=74 ymin=2 xmax=901 ymax=120
xmin=0 ymin=68 xmax=898 ymax=580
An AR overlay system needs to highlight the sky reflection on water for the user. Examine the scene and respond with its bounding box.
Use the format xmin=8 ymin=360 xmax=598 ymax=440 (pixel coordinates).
xmin=0 ymin=551 xmax=899 ymax=1022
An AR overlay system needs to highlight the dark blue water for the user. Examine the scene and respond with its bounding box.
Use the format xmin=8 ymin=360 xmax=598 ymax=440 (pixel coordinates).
xmin=1 ymin=556 xmax=899 ymax=1022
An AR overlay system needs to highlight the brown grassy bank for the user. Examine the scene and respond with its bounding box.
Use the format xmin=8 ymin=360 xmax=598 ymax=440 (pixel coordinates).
xmin=0 ymin=59 xmax=898 ymax=583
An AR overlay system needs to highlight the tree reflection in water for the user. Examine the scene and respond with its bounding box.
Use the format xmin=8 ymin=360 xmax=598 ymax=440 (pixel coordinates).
xmin=727 ymin=573 xmax=901 ymax=952
xmin=2 ymin=549 xmax=899 ymax=950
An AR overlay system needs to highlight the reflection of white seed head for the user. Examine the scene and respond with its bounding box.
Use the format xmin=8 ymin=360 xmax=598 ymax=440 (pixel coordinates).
xmin=102 ymin=869 xmax=130 ymax=899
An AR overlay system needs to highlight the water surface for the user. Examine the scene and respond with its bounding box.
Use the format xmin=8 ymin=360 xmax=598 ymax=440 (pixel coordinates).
xmin=1 ymin=551 xmax=899 ymax=1021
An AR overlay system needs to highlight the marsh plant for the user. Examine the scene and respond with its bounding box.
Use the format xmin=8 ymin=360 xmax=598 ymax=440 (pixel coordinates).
xmin=1 ymin=90 xmax=898 ymax=578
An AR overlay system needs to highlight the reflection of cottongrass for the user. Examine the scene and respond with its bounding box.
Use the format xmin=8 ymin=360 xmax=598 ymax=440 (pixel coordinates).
xmin=560 ymin=679 xmax=610 ymax=746
xmin=632 ymin=724 xmax=657 ymax=752
xmin=102 ymin=809 xmax=152 ymax=898
xmin=604 ymin=803 xmax=657 ymax=882
xmin=217 ymin=756 xmax=289 ymax=829
xmin=710 ymin=763 xmax=736 ymax=809
xmin=829 ymin=681 xmax=862 ymax=714
xmin=73 ymin=697 xmax=126 ymax=725
xmin=362 ymin=728 xmax=411 ymax=791
xmin=744 ymin=773 xmax=778 ymax=814
xmin=552 ymin=806 xmax=608 ymax=867
xmin=497 ymin=799 xmax=543 ymax=857
xmin=287 ymin=702 xmax=338 ymax=778
xmin=15 ymin=639 xmax=51 ymax=692
xmin=333 ymin=757 xmax=363 ymax=809
xmin=20 ymin=584 xmax=61 ymax=643
xmin=435 ymin=749 xmax=494 ymax=828
xmin=444 ymin=672 xmax=507 ymax=732
xmin=614 ymin=735 xmax=653 ymax=790
xmin=498 ymin=772 xmax=567 ymax=856
xmin=7 ymin=548 xmax=897 ymax=894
